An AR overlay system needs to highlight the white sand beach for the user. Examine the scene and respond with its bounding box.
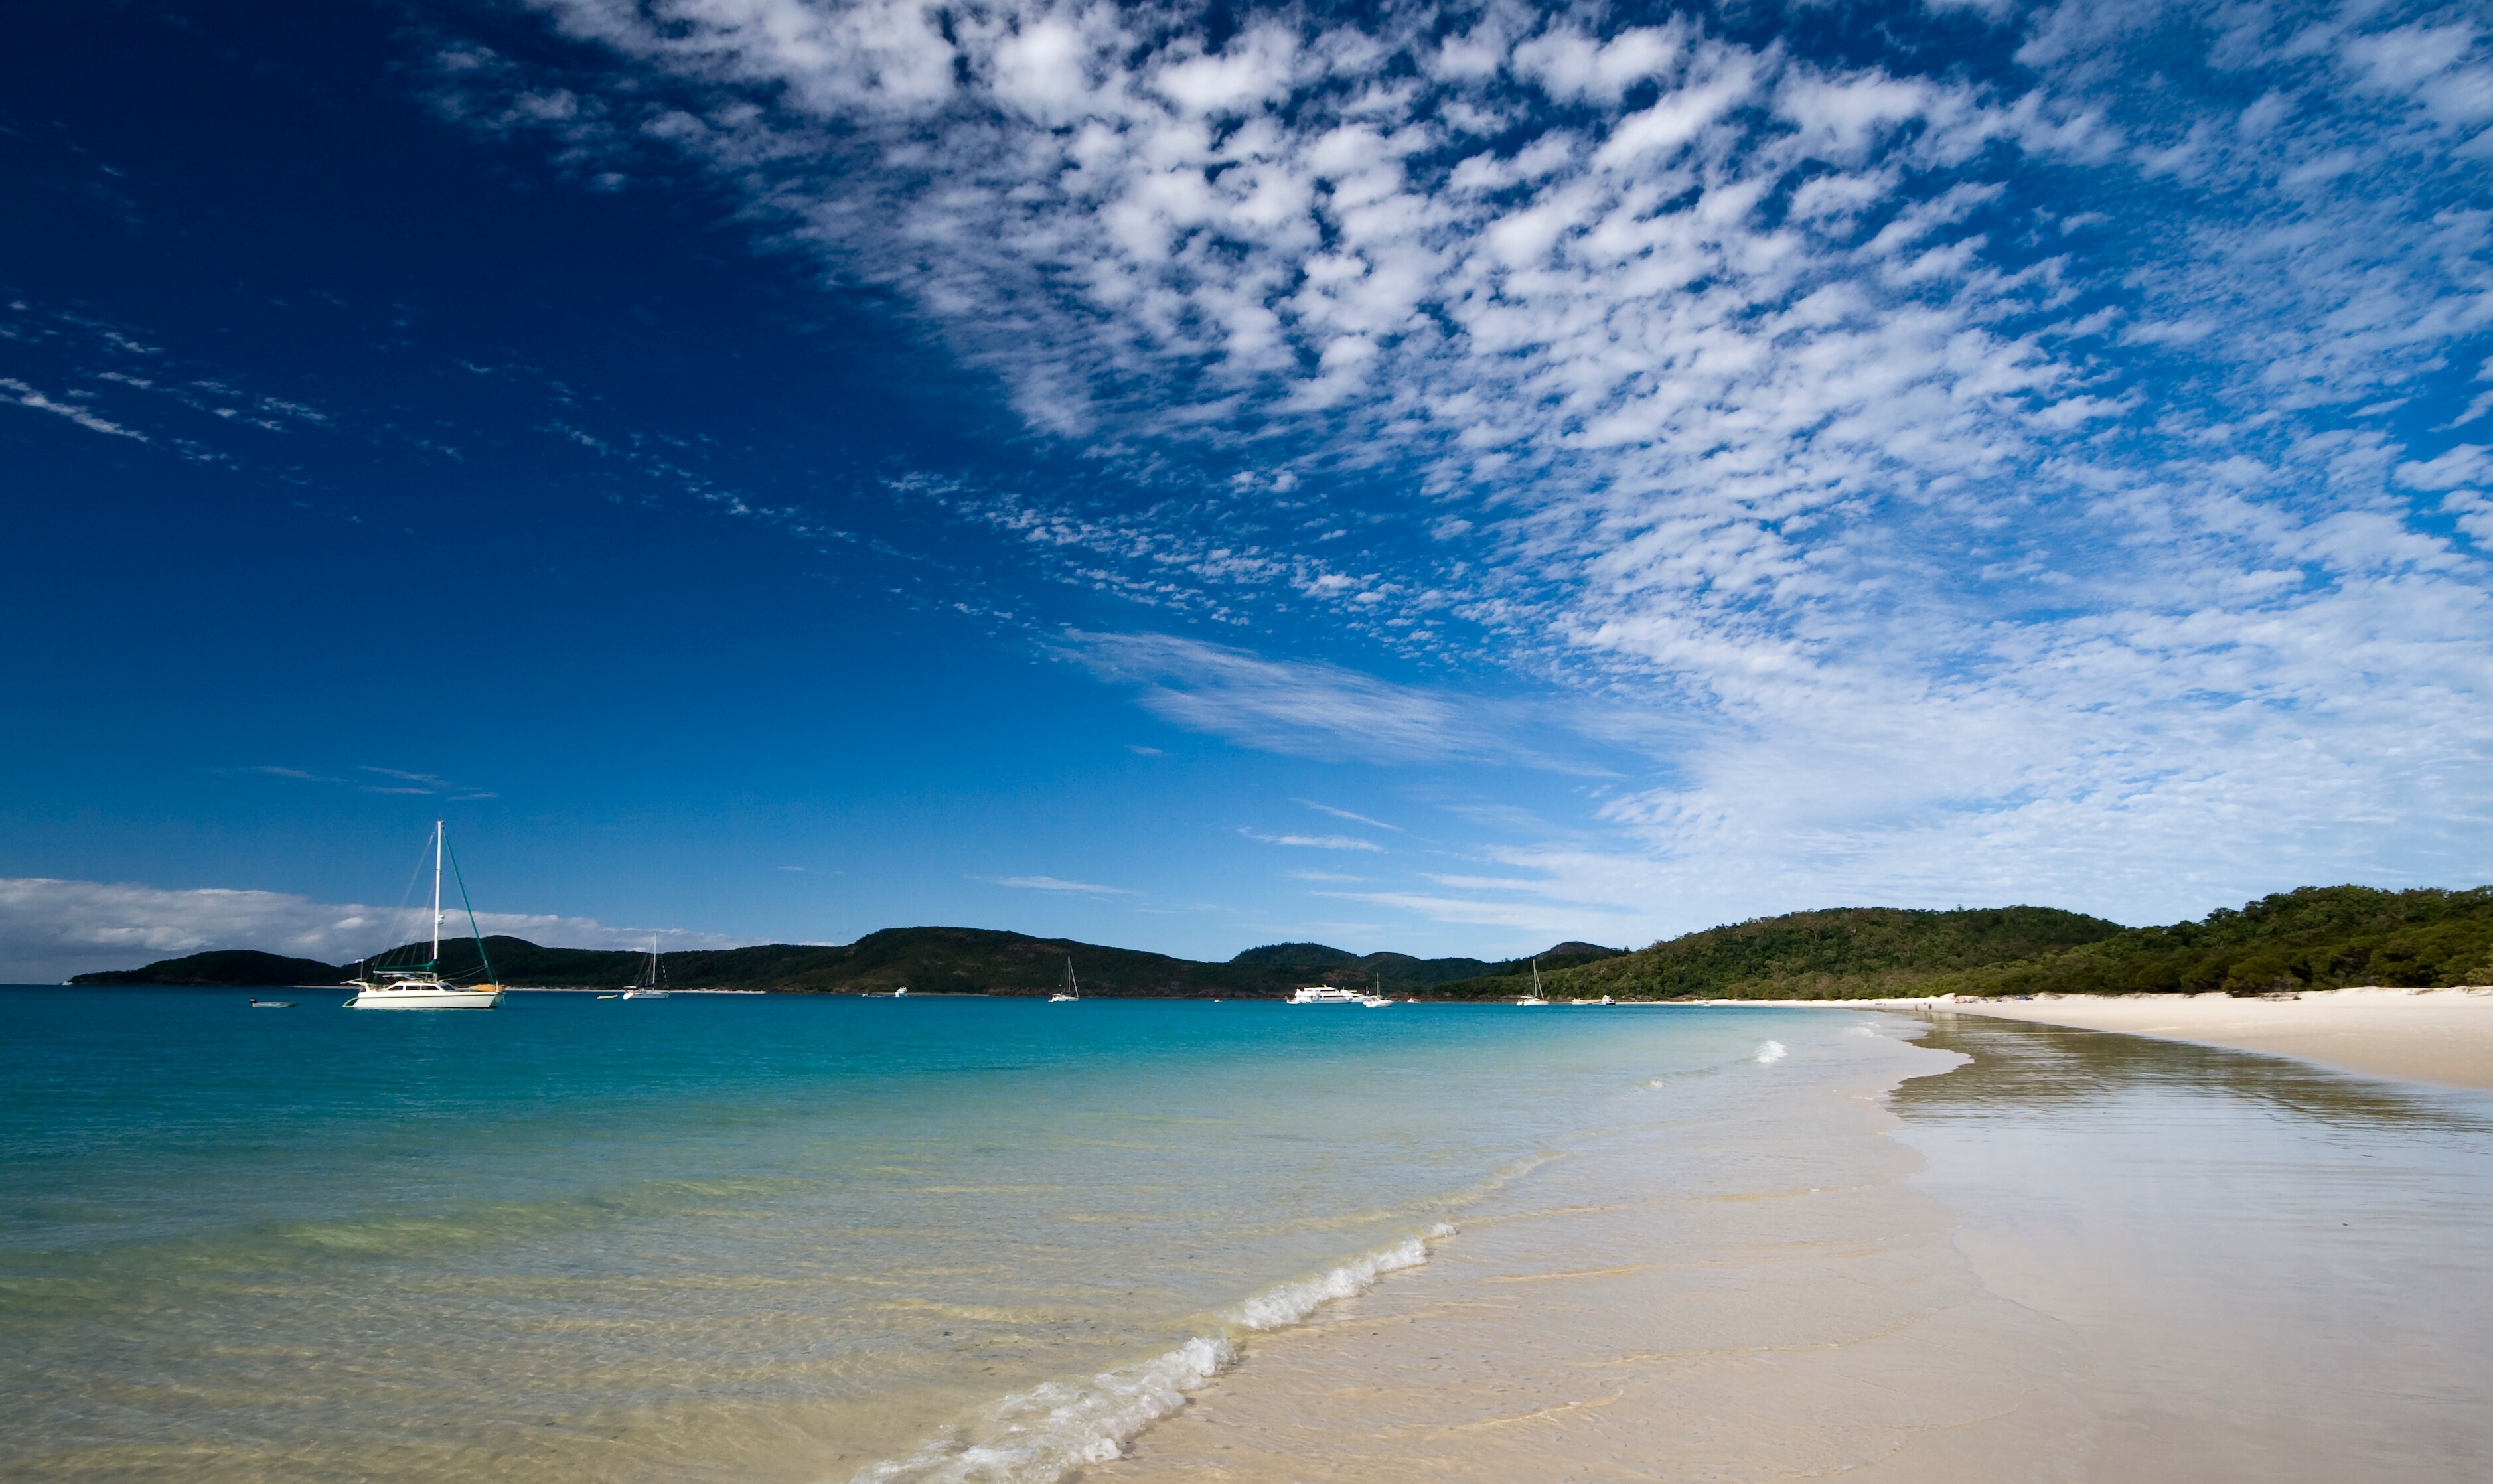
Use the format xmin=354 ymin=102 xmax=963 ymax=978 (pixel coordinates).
xmin=1914 ymin=987 xmax=2493 ymax=1091
xmin=1100 ymin=1010 xmax=2493 ymax=1484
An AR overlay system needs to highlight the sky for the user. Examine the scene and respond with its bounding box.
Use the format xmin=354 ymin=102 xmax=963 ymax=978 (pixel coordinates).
xmin=4 ymin=0 xmax=2490 ymax=982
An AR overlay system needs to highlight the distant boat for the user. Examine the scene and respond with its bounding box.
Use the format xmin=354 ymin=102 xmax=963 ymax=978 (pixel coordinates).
xmin=622 ymin=944 xmax=670 ymax=999
xmin=1361 ymin=972 xmax=1393 ymax=1007
xmin=1050 ymin=957 xmax=1080 ymax=1002
xmin=1516 ymin=960 xmax=1549 ymax=1007
xmin=1288 ymin=986 xmax=1365 ymax=1004
xmin=344 ymin=821 xmax=506 ymax=1009
xmin=248 ymin=998 xmax=297 ymax=1009
xmin=1568 ymin=995 xmax=1616 ymax=1006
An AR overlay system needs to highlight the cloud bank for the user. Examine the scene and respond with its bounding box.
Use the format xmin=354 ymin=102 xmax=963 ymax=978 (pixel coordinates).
xmin=420 ymin=0 xmax=2493 ymax=930
xmin=0 ymin=877 xmax=741 ymax=984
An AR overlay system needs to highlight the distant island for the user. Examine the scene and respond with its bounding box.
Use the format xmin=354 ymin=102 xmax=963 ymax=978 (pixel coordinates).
xmin=68 ymin=928 xmax=1627 ymax=997
xmin=66 ymin=885 xmax=2493 ymax=999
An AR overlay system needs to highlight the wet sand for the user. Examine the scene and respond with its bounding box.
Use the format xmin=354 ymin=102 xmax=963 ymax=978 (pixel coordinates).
xmin=1661 ymin=988 xmax=2493 ymax=1092
xmin=1933 ymin=987 xmax=2493 ymax=1091
xmin=1099 ymin=1015 xmax=2493 ymax=1484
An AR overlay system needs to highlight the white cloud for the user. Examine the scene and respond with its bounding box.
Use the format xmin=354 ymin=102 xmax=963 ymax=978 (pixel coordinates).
xmin=1312 ymin=887 xmax=1643 ymax=936
xmin=1063 ymin=631 xmax=1574 ymax=768
xmin=0 ymin=877 xmax=739 ymax=984
xmin=434 ymin=1 xmax=2493 ymax=930
xmin=981 ymin=875 xmax=1137 ymax=893
xmin=240 ymin=763 xmax=502 ymax=800
xmin=1 ymin=376 xmax=148 ymax=440
xmin=1239 ymin=828 xmax=1383 ymax=852
xmin=2397 ymin=443 xmax=2490 ymax=490
xmin=1296 ymin=799 xmax=1402 ymax=830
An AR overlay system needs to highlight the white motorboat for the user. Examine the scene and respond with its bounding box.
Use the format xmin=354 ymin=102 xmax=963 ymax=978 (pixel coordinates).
xmin=1516 ymin=959 xmax=1549 ymax=1006
xmin=346 ymin=822 xmax=506 ymax=1009
xmin=1288 ymin=985 xmax=1365 ymax=1004
xmin=249 ymin=998 xmax=298 ymax=1009
xmin=623 ymin=944 xmax=670 ymax=998
xmin=1049 ymin=957 xmax=1080 ymax=1002
xmin=1569 ymin=995 xmax=1616 ymax=1005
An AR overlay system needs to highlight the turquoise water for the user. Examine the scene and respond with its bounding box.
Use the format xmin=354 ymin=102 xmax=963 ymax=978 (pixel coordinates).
xmin=0 ymin=988 xmax=1809 ymax=1483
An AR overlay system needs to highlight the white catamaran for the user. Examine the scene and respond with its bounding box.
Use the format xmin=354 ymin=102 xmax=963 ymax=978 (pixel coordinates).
xmin=345 ymin=821 xmax=506 ymax=1009
xmin=1050 ymin=957 xmax=1080 ymax=1002
xmin=623 ymin=944 xmax=670 ymax=998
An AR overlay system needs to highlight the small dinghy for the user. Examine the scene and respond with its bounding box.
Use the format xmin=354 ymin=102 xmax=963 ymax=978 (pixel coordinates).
xmin=249 ymin=998 xmax=299 ymax=1009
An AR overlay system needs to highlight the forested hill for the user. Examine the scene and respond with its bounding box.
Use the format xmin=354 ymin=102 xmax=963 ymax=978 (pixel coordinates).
xmin=70 ymin=949 xmax=350 ymax=987
xmin=64 ymin=888 xmax=2490 ymax=998
xmin=1922 ymin=886 xmax=2493 ymax=998
xmin=1434 ymin=906 xmax=2127 ymax=1000
xmin=66 ymin=929 xmax=1620 ymax=997
xmin=1450 ymin=888 xmax=2493 ymax=1001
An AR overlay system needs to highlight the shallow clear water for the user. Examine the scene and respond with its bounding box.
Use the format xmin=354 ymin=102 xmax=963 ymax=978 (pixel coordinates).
xmin=1894 ymin=1013 xmax=2493 ymax=1482
xmin=1087 ymin=1012 xmax=2493 ymax=1484
xmin=0 ymin=988 xmax=1812 ymax=1483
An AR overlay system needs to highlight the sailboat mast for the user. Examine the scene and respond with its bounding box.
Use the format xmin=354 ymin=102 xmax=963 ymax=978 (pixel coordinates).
xmin=431 ymin=820 xmax=444 ymax=967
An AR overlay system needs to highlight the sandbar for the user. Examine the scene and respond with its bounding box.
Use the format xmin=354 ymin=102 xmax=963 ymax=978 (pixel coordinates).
xmin=1929 ymin=986 xmax=2492 ymax=1091
xmin=1657 ymin=986 xmax=2493 ymax=1091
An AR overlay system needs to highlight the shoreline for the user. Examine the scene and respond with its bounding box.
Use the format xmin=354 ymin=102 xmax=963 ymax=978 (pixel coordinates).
xmin=1097 ymin=1007 xmax=2493 ymax=1484
xmin=1666 ymin=986 xmax=2493 ymax=1093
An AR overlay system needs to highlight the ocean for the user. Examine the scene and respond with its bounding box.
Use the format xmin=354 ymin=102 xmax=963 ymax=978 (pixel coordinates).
xmin=6 ymin=990 xmax=2489 ymax=1483
xmin=1 ymin=989 xmax=1823 ymax=1483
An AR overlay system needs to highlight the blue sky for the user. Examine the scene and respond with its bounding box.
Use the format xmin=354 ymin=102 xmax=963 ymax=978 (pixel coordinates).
xmin=5 ymin=0 xmax=2490 ymax=980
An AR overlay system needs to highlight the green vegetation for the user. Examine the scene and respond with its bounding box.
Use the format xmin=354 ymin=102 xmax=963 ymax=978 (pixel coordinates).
xmin=67 ymin=929 xmax=1606 ymax=997
xmin=1435 ymin=907 xmax=2125 ymax=1001
xmin=1925 ymin=886 xmax=2493 ymax=998
xmin=66 ymin=888 xmax=2493 ymax=999
xmin=70 ymin=950 xmax=348 ymax=987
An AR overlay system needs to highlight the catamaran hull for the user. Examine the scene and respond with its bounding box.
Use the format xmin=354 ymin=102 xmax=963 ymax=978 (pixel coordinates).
xmin=347 ymin=988 xmax=505 ymax=1009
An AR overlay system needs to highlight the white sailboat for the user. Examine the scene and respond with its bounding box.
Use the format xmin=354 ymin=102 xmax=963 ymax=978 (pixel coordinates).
xmin=345 ymin=821 xmax=506 ymax=1009
xmin=1049 ymin=957 xmax=1080 ymax=1002
xmin=622 ymin=944 xmax=670 ymax=998
xmin=1516 ymin=959 xmax=1549 ymax=1006
xmin=1361 ymin=972 xmax=1393 ymax=1007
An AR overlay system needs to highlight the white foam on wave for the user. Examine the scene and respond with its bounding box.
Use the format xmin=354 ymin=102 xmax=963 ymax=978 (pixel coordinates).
xmin=1754 ymin=1039 xmax=1788 ymax=1064
xmin=1223 ymin=1226 xmax=1446 ymax=1331
xmin=848 ymin=1226 xmax=1455 ymax=1484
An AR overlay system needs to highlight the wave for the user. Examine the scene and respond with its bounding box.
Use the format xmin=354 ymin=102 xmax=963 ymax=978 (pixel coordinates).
xmin=1223 ymin=1227 xmax=1440 ymax=1331
xmin=1755 ymin=1040 xmax=1788 ymax=1064
xmin=851 ymin=1225 xmax=1455 ymax=1484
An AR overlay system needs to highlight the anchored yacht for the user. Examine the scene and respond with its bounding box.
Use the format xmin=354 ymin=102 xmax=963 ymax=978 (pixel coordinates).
xmin=622 ymin=944 xmax=670 ymax=998
xmin=345 ymin=821 xmax=506 ymax=1009
xmin=1287 ymin=985 xmax=1366 ymax=1004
